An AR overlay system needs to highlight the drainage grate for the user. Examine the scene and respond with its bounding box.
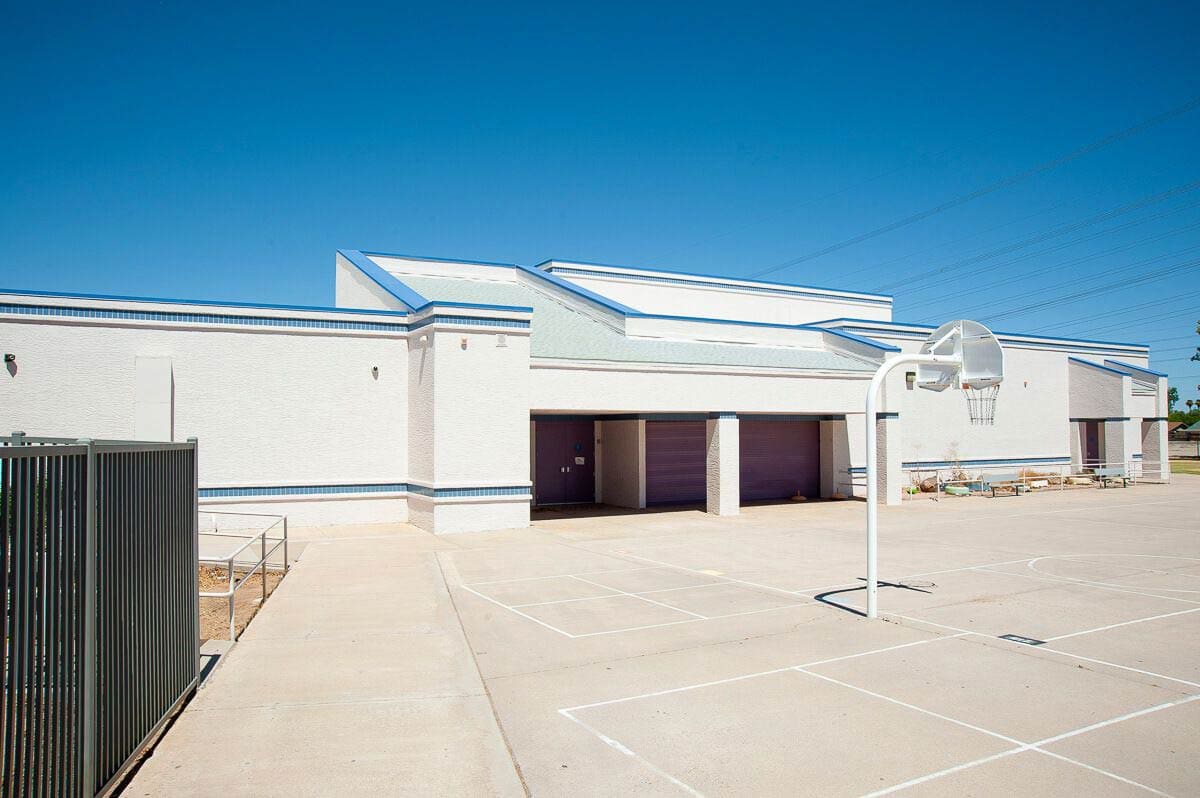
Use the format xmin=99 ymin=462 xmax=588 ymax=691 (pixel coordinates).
xmin=999 ymin=633 xmax=1046 ymax=646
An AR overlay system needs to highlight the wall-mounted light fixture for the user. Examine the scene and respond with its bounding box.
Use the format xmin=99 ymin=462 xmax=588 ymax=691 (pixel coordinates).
xmin=460 ymin=337 xmax=468 ymax=350
xmin=3 ymin=354 xmax=14 ymax=363
xmin=371 ymin=366 xmax=379 ymax=379
xmin=496 ymin=334 xmax=507 ymax=348
xmin=905 ymin=371 xmax=916 ymax=390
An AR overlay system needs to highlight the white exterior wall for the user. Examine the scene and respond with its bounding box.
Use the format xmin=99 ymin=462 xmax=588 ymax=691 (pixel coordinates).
xmin=881 ymin=339 xmax=1073 ymax=470
xmin=0 ymin=306 xmax=409 ymax=526
xmin=550 ymin=268 xmax=892 ymax=325
xmin=532 ymin=365 xmax=870 ymax=415
xmin=1068 ymin=362 xmax=1128 ymax=419
xmin=406 ymin=324 xmax=533 ymax=533
xmin=335 ymin=252 xmax=412 ymax=311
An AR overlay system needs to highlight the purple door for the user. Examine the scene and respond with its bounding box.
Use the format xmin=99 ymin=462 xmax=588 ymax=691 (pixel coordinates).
xmin=645 ymin=421 xmax=707 ymax=505
xmin=1083 ymin=421 xmax=1101 ymax=467
xmin=739 ymin=419 xmax=820 ymax=501
xmin=534 ymin=420 xmax=595 ymax=505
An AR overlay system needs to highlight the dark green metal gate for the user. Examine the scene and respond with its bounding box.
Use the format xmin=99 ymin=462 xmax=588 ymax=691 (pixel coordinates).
xmin=1 ymin=435 xmax=199 ymax=797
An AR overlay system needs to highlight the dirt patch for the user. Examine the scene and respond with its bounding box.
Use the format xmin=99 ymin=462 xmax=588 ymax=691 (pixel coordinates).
xmin=198 ymin=566 xmax=285 ymax=641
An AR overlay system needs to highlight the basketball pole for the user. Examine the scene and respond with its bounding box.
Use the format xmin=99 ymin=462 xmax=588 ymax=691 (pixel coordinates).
xmin=864 ymin=352 xmax=960 ymax=619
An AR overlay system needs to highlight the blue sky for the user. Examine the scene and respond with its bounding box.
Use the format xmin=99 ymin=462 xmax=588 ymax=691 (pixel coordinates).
xmin=2 ymin=2 xmax=1198 ymax=400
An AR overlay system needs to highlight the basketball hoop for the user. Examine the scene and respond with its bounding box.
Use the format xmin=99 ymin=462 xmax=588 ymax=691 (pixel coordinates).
xmin=863 ymin=318 xmax=1005 ymax=619
xmin=963 ymin=383 xmax=1000 ymax=425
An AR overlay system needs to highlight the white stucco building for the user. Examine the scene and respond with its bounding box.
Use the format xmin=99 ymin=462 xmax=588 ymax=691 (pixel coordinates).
xmin=0 ymin=249 xmax=1170 ymax=532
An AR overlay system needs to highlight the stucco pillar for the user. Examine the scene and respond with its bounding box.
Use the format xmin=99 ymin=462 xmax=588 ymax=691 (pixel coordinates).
xmin=1141 ymin=419 xmax=1169 ymax=483
xmin=820 ymin=418 xmax=849 ymax=498
xmin=878 ymin=413 xmax=903 ymax=506
xmin=706 ymin=413 xmax=739 ymax=516
xmin=407 ymin=321 xmax=533 ymax=534
xmin=1103 ymin=419 xmax=1132 ymax=472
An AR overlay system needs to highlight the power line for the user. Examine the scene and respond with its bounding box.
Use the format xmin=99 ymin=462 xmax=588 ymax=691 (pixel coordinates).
xmin=1039 ymin=307 xmax=1200 ymax=336
xmin=745 ymin=94 xmax=1200 ymax=280
xmin=889 ymin=181 xmax=1200 ymax=299
xmin=652 ymin=144 xmax=960 ymax=262
xmin=834 ymin=170 xmax=1179 ymax=278
xmin=975 ymin=258 xmax=1200 ymax=322
xmin=1027 ymin=290 xmax=1200 ymax=334
xmin=902 ymin=210 xmax=1200 ymax=317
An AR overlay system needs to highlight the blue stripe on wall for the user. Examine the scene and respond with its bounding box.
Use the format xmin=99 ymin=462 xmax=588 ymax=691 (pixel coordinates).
xmin=200 ymin=483 xmax=409 ymax=498
xmin=408 ymin=315 xmax=531 ymax=331
xmin=200 ymin=483 xmax=532 ymax=499
xmin=1 ymin=302 xmax=410 ymax=332
xmin=848 ymin=455 xmax=1073 ymax=474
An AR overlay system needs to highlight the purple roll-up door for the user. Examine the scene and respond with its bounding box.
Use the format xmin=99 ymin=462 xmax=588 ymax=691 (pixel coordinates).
xmin=739 ymin=419 xmax=820 ymax=501
xmin=534 ymin=419 xmax=595 ymax=505
xmin=645 ymin=421 xmax=707 ymax=505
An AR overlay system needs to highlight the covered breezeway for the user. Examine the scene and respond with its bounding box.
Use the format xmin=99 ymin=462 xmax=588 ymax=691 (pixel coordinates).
xmin=532 ymin=413 xmax=838 ymax=516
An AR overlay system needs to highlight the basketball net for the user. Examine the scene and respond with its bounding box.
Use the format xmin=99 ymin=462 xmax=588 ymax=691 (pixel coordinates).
xmin=963 ymin=383 xmax=999 ymax=425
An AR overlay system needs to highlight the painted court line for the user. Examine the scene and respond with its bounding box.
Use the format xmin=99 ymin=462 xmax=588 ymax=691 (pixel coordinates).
xmin=562 ymin=630 xmax=1184 ymax=798
xmin=1033 ymin=646 xmax=1200 ymax=690
xmin=1043 ymin=606 xmax=1200 ymax=642
xmin=571 ymin=575 xmax=710 ymax=620
xmin=509 ymin=580 xmax=728 ymax=609
xmin=618 ymin=552 xmax=817 ymax=601
xmin=561 ymin=634 xmax=964 ymax=714
xmin=558 ymin=709 xmax=704 ymax=797
xmin=467 ymin=565 xmax=660 ymax=586
xmin=893 ymin=612 xmax=1200 ymax=692
xmin=1026 ymin=556 xmax=1200 ymax=595
xmin=567 ymin=603 xmax=810 ymax=638
xmin=802 ymin=669 xmax=1176 ymax=797
xmin=791 ymin=556 xmax=1041 ymax=598
xmin=458 ymin=585 xmax=578 ymax=638
xmin=972 ymin=565 xmax=1200 ymax=606
xmin=810 ymin=672 xmax=1199 ymax=797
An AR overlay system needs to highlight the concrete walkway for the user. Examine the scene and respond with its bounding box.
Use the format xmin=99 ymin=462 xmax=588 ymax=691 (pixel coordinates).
xmin=126 ymin=524 xmax=525 ymax=797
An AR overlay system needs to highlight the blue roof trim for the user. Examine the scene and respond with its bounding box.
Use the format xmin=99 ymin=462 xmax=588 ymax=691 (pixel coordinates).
xmin=822 ymin=328 xmax=901 ymax=353
xmin=343 ymin=251 xmax=534 ymax=317
xmin=361 ymin=250 xmax=519 ymax=268
xmin=1104 ymin=359 xmax=1168 ymax=378
xmin=1069 ymin=357 xmax=1130 ymax=376
xmin=0 ymin=287 xmax=409 ymax=318
xmin=422 ymin=300 xmax=534 ymax=313
xmin=338 ymin=249 xmax=428 ymax=310
xmin=811 ymin=318 xmax=1149 ymax=350
xmin=535 ymin=258 xmax=893 ymax=301
xmin=515 ymin=263 xmax=641 ymax=315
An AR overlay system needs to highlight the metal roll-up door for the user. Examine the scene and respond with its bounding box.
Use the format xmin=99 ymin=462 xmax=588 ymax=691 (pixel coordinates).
xmin=645 ymin=420 xmax=707 ymax=505
xmin=739 ymin=419 xmax=820 ymax=501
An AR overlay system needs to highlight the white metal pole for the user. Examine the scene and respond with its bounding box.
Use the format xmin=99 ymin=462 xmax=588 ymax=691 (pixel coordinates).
xmin=865 ymin=353 xmax=960 ymax=619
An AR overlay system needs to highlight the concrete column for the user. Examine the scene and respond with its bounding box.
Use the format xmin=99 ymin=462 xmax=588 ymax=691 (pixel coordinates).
xmin=1068 ymin=420 xmax=1083 ymax=472
xmin=877 ymin=413 xmax=902 ymax=506
xmin=820 ymin=418 xmax=849 ymax=498
xmin=1103 ymin=419 xmax=1132 ymax=471
xmin=705 ymin=413 xmax=739 ymax=516
xmin=1141 ymin=419 xmax=1169 ymax=483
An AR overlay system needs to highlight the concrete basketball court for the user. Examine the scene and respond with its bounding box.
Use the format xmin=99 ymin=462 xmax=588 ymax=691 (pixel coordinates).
xmin=127 ymin=476 xmax=1199 ymax=797
xmin=443 ymin=478 xmax=1200 ymax=797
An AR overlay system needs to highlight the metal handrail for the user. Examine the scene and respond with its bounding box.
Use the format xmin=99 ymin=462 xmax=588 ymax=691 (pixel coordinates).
xmin=198 ymin=512 xmax=289 ymax=641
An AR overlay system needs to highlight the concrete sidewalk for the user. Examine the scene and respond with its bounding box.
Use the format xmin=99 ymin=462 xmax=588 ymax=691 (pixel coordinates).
xmin=126 ymin=525 xmax=525 ymax=797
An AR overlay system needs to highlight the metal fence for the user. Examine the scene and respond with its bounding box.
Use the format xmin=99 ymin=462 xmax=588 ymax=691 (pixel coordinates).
xmin=1 ymin=434 xmax=199 ymax=798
